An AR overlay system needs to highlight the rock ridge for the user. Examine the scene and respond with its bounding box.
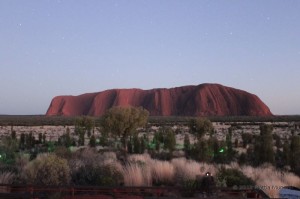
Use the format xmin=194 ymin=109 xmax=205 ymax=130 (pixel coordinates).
xmin=46 ymin=83 xmax=272 ymax=116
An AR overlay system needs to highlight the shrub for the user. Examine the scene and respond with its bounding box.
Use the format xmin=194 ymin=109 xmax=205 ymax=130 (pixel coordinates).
xmin=216 ymin=167 xmax=254 ymax=188
xmin=54 ymin=146 xmax=72 ymax=159
xmin=72 ymin=164 xmax=123 ymax=186
xmin=0 ymin=136 xmax=18 ymax=165
xmin=171 ymin=158 xmax=216 ymax=184
xmin=71 ymin=147 xmax=101 ymax=167
xmin=23 ymin=154 xmax=70 ymax=186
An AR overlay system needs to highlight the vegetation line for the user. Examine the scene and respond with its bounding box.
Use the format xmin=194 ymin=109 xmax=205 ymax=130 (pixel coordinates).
xmin=0 ymin=115 xmax=300 ymax=126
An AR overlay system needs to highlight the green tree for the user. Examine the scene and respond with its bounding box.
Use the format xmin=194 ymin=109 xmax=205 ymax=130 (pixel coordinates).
xmin=208 ymin=137 xmax=226 ymax=163
xmin=192 ymin=139 xmax=213 ymax=162
xmin=155 ymin=140 xmax=161 ymax=151
xmin=140 ymin=136 xmax=147 ymax=153
xmin=189 ymin=118 xmax=213 ymax=141
xmin=78 ymin=131 xmax=85 ymax=146
xmin=11 ymin=127 xmax=16 ymax=140
xmin=153 ymin=131 xmax=164 ymax=143
xmin=101 ymin=106 xmax=149 ymax=149
xmin=25 ymin=132 xmax=35 ymax=149
xmin=58 ymin=130 xmax=72 ymax=148
xmin=184 ymin=134 xmax=191 ymax=151
xmin=38 ymin=133 xmax=43 ymax=144
xmin=254 ymin=124 xmax=275 ymax=165
xmin=163 ymin=127 xmax=176 ymax=152
xmin=241 ymin=133 xmax=253 ymax=148
xmin=89 ymin=134 xmax=96 ymax=147
xmin=20 ymin=133 xmax=25 ymax=150
xmin=225 ymin=127 xmax=235 ymax=161
xmin=290 ymin=135 xmax=300 ymax=175
xmin=42 ymin=133 xmax=46 ymax=144
xmin=273 ymin=134 xmax=282 ymax=148
xmin=75 ymin=116 xmax=95 ymax=145
xmin=282 ymin=140 xmax=290 ymax=166
xmin=133 ymin=134 xmax=141 ymax=153
xmin=99 ymin=131 xmax=109 ymax=147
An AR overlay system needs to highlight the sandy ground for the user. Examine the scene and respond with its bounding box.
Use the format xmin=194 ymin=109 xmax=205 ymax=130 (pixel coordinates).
xmin=0 ymin=122 xmax=297 ymax=145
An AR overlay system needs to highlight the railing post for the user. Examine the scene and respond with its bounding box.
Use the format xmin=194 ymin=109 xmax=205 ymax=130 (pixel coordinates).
xmin=29 ymin=186 xmax=33 ymax=199
xmin=72 ymin=187 xmax=75 ymax=199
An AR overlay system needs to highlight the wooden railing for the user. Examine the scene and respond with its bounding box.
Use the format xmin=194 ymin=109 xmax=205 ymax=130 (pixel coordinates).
xmin=0 ymin=184 xmax=271 ymax=199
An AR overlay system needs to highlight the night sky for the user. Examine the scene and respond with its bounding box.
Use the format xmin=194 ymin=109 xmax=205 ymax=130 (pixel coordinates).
xmin=0 ymin=1 xmax=299 ymax=115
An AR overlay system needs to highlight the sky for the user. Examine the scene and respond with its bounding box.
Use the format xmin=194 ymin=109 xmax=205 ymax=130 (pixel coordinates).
xmin=0 ymin=1 xmax=299 ymax=115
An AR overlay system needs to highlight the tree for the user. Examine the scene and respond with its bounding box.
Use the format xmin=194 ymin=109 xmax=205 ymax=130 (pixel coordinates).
xmin=192 ymin=139 xmax=213 ymax=162
xmin=101 ymin=106 xmax=149 ymax=149
xmin=254 ymin=124 xmax=275 ymax=165
xmin=58 ymin=130 xmax=72 ymax=148
xmin=99 ymin=131 xmax=109 ymax=147
xmin=163 ymin=127 xmax=176 ymax=152
xmin=89 ymin=134 xmax=96 ymax=147
xmin=208 ymin=137 xmax=227 ymax=163
xmin=42 ymin=133 xmax=46 ymax=144
xmin=133 ymin=134 xmax=141 ymax=153
xmin=11 ymin=127 xmax=16 ymax=140
xmin=38 ymin=133 xmax=43 ymax=144
xmin=78 ymin=131 xmax=85 ymax=146
xmin=189 ymin=118 xmax=213 ymax=141
xmin=241 ymin=133 xmax=253 ymax=148
xmin=75 ymin=116 xmax=95 ymax=146
xmin=290 ymin=135 xmax=300 ymax=175
xmin=282 ymin=140 xmax=291 ymax=167
xmin=225 ymin=127 xmax=235 ymax=161
xmin=140 ymin=136 xmax=147 ymax=154
xmin=184 ymin=134 xmax=191 ymax=151
xmin=20 ymin=133 xmax=25 ymax=150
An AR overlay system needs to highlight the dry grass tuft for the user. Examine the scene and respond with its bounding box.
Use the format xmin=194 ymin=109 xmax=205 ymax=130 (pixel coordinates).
xmin=122 ymin=162 xmax=152 ymax=186
xmin=171 ymin=158 xmax=216 ymax=183
xmin=0 ymin=171 xmax=15 ymax=184
xmin=127 ymin=153 xmax=152 ymax=164
xmin=0 ymin=172 xmax=15 ymax=193
xmin=150 ymin=160 xmax=175 ymax=185
xmin=237 ymin=164 xmax=300 ymax=198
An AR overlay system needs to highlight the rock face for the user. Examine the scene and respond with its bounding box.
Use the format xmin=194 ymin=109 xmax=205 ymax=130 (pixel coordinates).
xmin=46 ymin=84 xmax=272 ymax=116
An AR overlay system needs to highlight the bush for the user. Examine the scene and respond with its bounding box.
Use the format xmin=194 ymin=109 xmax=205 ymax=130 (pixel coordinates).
xmin=54 ymin=146 xmax=72 ymax=159
xmin=216 ymin=167 xmax=254 ymax=188
xmin=23 ymin=154 xmax=70 ymax=186
xmin=72 ymin=164 xmax=123 ymax=186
